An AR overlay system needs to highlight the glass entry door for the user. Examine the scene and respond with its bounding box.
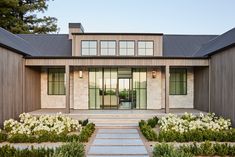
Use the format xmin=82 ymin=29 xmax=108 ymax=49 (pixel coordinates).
xmin=118 ymin=78 xmax=132 ymax=109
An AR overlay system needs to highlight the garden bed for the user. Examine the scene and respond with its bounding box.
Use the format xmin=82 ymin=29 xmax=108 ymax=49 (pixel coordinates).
xmin=139 ymin=113 xmax=235 ymax=142
xmin=139 ymin=113 xmax=235 ymax=157
xmin=0 ymin=113 xmax=95 ymax=143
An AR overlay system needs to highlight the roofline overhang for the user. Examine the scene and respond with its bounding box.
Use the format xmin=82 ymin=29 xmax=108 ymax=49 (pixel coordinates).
xmin=71 ymin=32 xmax=163 ymax=36
xmin=0 ymin=43 xmax=30 ymax=56
xmin=24 ymin=56 xmax=208 ymax=59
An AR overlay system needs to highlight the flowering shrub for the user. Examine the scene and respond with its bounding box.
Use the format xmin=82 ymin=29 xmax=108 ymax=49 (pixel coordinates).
xmin=159 ymin=113 xmax=231 ymax=133
xmin=4 ymin=113 xmax=81 ymax=137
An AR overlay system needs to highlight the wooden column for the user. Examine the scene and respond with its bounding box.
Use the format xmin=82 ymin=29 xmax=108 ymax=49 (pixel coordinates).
xmin=65 ymin=65 xmax=70 ymax=113
xmin=165 ymin=65 xmax=170 ymax=113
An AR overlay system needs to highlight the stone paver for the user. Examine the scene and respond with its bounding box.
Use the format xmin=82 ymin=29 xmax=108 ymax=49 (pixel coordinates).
xmin=88 ymin=146 xmax=148 ymax=155
xmin=96 ymin=133 xmax=140 ymax=139
xmin=93 ymin=139 xmax=143 ymax=145
xmin=98 ymin=128 xmax=138 ymax=133
xmin=87 ymin=127 xmax=149 ymax=156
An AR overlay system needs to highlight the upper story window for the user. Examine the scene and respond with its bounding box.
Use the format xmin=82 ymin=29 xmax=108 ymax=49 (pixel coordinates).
xmin=138 ymin=41 xmax=154 ymax=56
xmin=170 ymin=68 xmax=187 ymax=95
xmin=119 ymin=41 xmax=135 ymax=56
xmin=81 ymin=41 xmax=97 ymax=56
xmin=100 ymin=41 xmax=116 ymax=56
xmin=48 ymin=68 xmax=65 ymax=95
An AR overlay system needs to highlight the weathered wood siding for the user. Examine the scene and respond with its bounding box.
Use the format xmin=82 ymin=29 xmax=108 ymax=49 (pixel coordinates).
xmin=210 ymin=46 xmax=235 ymax=126
xmin=0 ymin=47 xmax=41 ymax=126
xmin=24 ymin=67 xmax=41 ymax=112
xmin=0 ymin=47 xmax=24 ymax=126
xmin=194 ymin=67 xmax=209 ymax=112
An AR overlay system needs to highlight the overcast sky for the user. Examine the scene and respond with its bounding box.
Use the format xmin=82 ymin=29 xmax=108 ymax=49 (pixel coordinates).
xmin=40 ymin=0 xmax=235 ymax=34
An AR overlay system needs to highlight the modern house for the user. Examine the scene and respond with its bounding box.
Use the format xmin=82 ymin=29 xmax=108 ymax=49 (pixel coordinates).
xmin=0 ymin=23 xmax=235 ymax=126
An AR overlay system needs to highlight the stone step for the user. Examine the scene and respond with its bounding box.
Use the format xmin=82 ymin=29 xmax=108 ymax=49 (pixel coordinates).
xmin=96 ymin=133 xmax=140 ymax=139
xmin=92 ymin=139 xmax=144 ymax=146
xmin=68 ymin=114 xmax=156 ymax=120
xmin=90 ymin=118 xmax=141 ymax=123
xmin=88 ymin=146 xmax=148 ymax=155
xmin=95 ymin=123 xmax=138 ymax=127
xmin=98 ymin=128 xmax=138 ymax=134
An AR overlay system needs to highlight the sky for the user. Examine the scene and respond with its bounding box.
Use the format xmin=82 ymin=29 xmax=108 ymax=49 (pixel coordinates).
xmin=40 ymin=0 xmax=235 ymax=35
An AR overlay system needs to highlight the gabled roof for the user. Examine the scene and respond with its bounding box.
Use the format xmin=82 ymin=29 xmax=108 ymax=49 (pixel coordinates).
xmin=163 ymin=35 xmax=217 ymax=57
xmin=18 ymin=34 xmax=72 ymax=56
xmin=0 ymin=27 xmax=40 ymax=56
xmin=194 ymin=27 xmax=235 ymax=56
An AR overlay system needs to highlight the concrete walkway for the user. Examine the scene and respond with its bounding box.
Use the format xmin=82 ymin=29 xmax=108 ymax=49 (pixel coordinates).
xmin=87 ymin=128 xmax=149 ymax=157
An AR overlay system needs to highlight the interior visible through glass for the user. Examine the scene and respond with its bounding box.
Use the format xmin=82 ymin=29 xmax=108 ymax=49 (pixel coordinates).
xmin=88 ymin=68 xmax=147 ymax=109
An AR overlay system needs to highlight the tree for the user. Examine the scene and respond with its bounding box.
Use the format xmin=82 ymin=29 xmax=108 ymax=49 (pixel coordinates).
xmin=0 ymin=0 xmax=58 ymax=34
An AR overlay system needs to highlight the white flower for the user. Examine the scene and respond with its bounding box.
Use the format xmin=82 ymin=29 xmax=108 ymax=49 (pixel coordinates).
xmin=159 ymin=112 xmax=231 ymax=133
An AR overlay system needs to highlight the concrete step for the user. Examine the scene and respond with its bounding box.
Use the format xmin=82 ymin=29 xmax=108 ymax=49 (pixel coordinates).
xmin=89 ymin=118 xmax=141 ymax=123
xmin=88 ymin=146 xmax=148 ymax=155
xmin=68 ymin=114 xmax=156 ymax=120
xmin=95 ymin=123 xmax=138 ymax=127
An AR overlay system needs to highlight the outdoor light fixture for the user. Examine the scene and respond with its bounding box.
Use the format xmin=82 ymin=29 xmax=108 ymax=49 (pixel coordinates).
xmin=79 ymin=70 xmax=83 ymax=78
xmin=152 ymin=71 xmax=157 ymax=78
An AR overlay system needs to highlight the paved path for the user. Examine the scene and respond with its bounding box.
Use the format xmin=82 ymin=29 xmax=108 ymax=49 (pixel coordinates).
xmin=87 ymin=128 xmax=149 ymax=157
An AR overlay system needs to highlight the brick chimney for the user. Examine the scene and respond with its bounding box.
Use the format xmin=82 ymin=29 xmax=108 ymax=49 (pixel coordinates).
xmin=68 ymin=23 xmax=84 ymax=39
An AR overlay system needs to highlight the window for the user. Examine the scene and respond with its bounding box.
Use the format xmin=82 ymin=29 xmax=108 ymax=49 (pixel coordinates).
xmin=81 ymin=41 xmax=97 ymax=55
xmin=138 ymin=41 xmax=154 ymax=56
xmin=170 ymin=68 xmax=187 ymax=95
xmin=48 ymin=68 xmax=65 ymax=95
xmin=100 ymin=41 xmax=116 ymax=55
xmin=133 ymin=68 xmax=147 ymax=109
xmin=119 ymin=41 xmax=135 ymax=56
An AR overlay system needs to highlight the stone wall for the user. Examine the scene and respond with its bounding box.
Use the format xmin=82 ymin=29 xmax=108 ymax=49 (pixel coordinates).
xmin=41 ymin=68 xmax=74 ymax=109
xmin=161 ymin=67 xmax=194 ymax=109
xmin=73 ymin=68 xmax=89 ymax=109
xmin=147 ymin=68 xmax=162 ymax=109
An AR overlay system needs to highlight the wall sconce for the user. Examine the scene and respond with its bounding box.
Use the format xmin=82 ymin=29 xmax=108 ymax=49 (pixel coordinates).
xmin=79 ymin=70 xmax=83 ymax=78
xmin=152 ymin=71 xmax=157 ymax=78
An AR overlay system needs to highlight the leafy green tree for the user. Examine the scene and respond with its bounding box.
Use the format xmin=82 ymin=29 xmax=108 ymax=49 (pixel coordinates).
xmin=0 ymin=0 xmax=58 ymax=34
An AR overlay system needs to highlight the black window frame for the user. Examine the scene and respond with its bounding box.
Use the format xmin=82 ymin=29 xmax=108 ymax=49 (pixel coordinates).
xmin=137 ymin=40 xmax=154 ymax=56
xmin=47 ymin=68 xmax=66 ymax=95
xmin=169 ymin=68 xmax=187 ymax=95
xmin=100 ymin=40 xmax=116 ymax=56
xmin=81 ymin=40 xmax=98 ymax=56
xmin=119 ymin=40 xmax=135 ymax=56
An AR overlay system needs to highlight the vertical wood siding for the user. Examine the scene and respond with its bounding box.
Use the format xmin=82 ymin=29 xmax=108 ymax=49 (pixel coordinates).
xmin=0 ymin=47 xmax=24 ymax=126
xmin=194 ymin=67 xmax=209 ymax=112
xmin=24 ymin=67 xmax=41 ymax=112
xmin=210 ymin=46 xmax=235 ymax=126
xmin=0 ymin=47 xmax=41 ymax=126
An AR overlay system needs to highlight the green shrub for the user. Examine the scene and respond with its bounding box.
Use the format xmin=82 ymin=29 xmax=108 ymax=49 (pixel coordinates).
xmin=7 ymin=134 xmax=35 ymax=143
xmin=154 ymin=142 xmax=235 ymax=157
xmin=147 ymin=116 xmax=159 ymax=128
xmin=78 ymin=123 xmax=95 ymax=142
xmin=0 ymin=145 xmax=54 ymax=157
xmin=139 ymin=123 xmax=157 ymax=141
xmin=0 ymin=132 xmax=7 ymax=142
xmin=52 ymin=142 xmax=85 ymax=157
xmin=79 ymin=119 xmax=89 ymax=126
xmin=153 ymin=143 xmax=193 ymax=157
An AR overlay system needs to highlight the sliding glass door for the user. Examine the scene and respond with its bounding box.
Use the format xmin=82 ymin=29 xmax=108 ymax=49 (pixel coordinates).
xmin=88 ymin=68 xmax=147 ymax=109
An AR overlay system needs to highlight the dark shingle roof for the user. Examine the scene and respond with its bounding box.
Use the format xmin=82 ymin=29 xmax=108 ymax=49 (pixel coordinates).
xmin=194 ymin=27 xmax=235 ymax=56
xmin=17 ymin=34 xmax=72 ymax=56
xmin=163 ymin=35 xmax=217 ymax=57
xmin=0 ymin=27 xmax=40 ymax=56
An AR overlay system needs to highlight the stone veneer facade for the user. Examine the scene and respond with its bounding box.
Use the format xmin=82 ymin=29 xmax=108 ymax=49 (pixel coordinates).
xmin=41 ymin=68 xmax=194 ymax=109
